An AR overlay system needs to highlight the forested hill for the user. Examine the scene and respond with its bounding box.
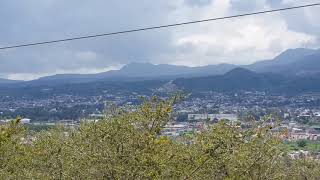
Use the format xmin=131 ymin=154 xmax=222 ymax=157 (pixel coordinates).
xmin=173 ymin=68 xmax=320 ymax=94
xmin=1 ymin=68 xmax=320 ymax=98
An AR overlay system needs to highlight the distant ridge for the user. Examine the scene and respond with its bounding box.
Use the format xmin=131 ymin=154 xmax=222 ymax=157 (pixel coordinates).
xmin=173 ymin=65 xmax=320 ymax=94
xmin=31 ymin=62 xmax=237 ymax=85
xmin=224 ymin=67 xmax=257 ymax=77
xmin=173 ymin=68 xmax=286 ymax=92
xmin=33 ymin=48 xmax=320 ymax=84
xmin=0 ymin=78 xmax=21 ymax=85
xmin=247 ymin=48 xmax=320 ymax=75
xmin=2 ymin=48 xmax=320 ymax=87
xmin=111 ymin=62 xmax=237 ymax=77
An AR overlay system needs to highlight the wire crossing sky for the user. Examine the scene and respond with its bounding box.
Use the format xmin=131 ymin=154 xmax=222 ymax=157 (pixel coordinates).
xmin=1 ymin=2 xmax=319 ymax=51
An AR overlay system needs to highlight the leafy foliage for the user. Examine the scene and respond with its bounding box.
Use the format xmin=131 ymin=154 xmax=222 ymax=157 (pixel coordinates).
xmin=297 ymin=140 xmax=308 ymax=148
xmin=1 ymin=97 xmax=319 ymax=179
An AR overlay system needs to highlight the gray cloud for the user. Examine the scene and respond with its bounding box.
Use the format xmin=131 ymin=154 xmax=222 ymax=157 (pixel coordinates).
xmin=0 ymin=0 xmax=319 ymax=79
xmin=184 ymin=0 xmax=213 ymax=7
xmin=0 ymin=0 xmax=174 ymax=75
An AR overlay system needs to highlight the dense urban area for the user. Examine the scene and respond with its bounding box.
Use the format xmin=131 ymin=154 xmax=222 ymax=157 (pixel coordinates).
xmin=1 ymin=89 xmax=320 ymax=160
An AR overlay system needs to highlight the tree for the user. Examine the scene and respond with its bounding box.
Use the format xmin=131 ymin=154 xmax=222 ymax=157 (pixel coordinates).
xmin=297 ymin=139 xmax=307 ymax=148
xmin=0 ymin=96 xmax=319 ymax=179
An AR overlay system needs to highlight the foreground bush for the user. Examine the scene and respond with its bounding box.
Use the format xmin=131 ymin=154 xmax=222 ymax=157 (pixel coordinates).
xmin=1 ymin=97 xmax=319 ymax=179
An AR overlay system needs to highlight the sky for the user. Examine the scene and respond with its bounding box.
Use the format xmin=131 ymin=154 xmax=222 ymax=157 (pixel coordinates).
xmin=0 ymin=0 xmax=319 ymax=80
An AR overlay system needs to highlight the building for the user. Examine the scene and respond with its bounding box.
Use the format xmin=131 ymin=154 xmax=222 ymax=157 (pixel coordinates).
xmin=188 ymin=114 xmax=238 ymax=122
xmin=21 ymin=118 xmax=31 ymax=124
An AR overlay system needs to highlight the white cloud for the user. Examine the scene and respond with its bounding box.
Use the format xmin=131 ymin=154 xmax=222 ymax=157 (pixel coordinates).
xmin=162 ymin=0 xmax=317 ymax=66
xmin=6 ymin=65 xmax=122 ymax=81
xmin=75 ymin=51 xmax=98 ymax=61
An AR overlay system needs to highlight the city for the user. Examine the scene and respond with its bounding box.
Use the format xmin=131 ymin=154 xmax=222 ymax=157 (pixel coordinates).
xmin=1 ymin=0 xmax=320 ymax=178
xmin=1 ymin=89 xmax=319 ymax=160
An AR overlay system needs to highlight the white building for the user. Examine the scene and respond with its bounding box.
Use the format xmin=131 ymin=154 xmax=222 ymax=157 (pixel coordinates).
xmin=20 ymin=118 xmax=31 ymax=124
xmin=188 ymin=114 xmax=238 ymax=122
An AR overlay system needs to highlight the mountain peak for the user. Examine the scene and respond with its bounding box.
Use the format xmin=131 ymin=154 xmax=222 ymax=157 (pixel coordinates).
xmin=121 ymin=62 xmax=154 ymax=70
xmin=274 ymin=48 xmax=316 ymax=63
xmin=225 ymin=68 xmax=255 ymax=76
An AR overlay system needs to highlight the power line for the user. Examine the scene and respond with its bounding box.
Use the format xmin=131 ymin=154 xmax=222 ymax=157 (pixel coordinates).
xmin=1 ymin=2 xmax=319 ymax=50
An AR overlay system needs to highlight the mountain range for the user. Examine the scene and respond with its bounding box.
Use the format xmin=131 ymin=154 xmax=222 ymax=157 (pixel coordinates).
xmin=171 ymin=48 xmax=320 ymax=94
xmin=21 ymin=48 xmax=320 ymax=81
xmin=173 ymin=67 xmax=320 ymax=94
xmin=173 ymin=68 xmax=285 ymax=92
xmin=29 ymin=63 xmax=238 ymax=85
xmin=1 ymin=48 xmax=319 ymax=85
xmin=0 ymin=48 xmax=319 ymax=95
xmin=247 ymin=48 xmax=320 ymax=76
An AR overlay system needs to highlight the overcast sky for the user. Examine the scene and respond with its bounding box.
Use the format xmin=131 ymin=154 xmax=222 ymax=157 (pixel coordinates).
xmin=1 ymin=0 xmax=319 ymax=80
